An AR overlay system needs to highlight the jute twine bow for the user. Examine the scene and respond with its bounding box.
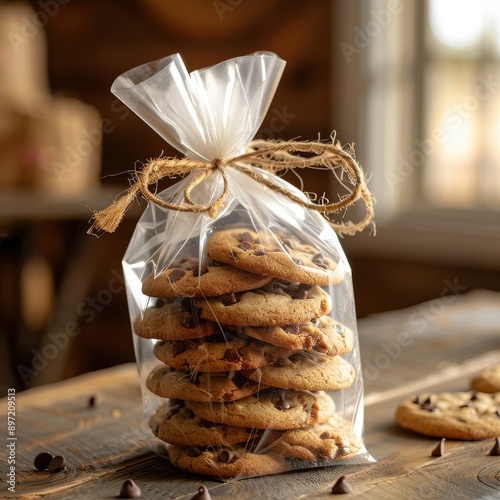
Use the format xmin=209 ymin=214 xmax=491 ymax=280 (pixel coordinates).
xmin=88 ymin=138 xmax=374 ymax=236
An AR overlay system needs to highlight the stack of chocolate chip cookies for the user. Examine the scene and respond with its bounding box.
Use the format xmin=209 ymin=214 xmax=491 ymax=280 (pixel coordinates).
xmin=135 ymin=228 xmax=360 ymax=478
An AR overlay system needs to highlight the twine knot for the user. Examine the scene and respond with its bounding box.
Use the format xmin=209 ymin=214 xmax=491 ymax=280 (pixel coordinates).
xmin=88 ymin=137 xmax=374 ymax=237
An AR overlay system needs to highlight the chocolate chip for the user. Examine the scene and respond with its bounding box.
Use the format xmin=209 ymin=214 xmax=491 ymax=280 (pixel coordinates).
xmin=334 ymin=324 xmax=345 ymax=336
xmin=171 ymin=341 xmax=187 ymax=356
xmin=166 ymin=405 xmax=181 ymax=419
xmin=231 ymin=373 xmax=249 ymax=389
xmin=281 ymin=239 xmax=294 ymax=249
xmin=48 ymin=455 xmax=66 ymax=472
xmin=459 ymin=402 xmax=472 ymax=409
xmin=199 ymin=419 xmax=214 ymax=428
xmin=186 ymin=446 xmax=202 ymax=457
xmin=254 ymin=250 xmax=266 ymax=256
xmin=413 ymin=395 xmax=425 ymax=405
xmin=312 ymin=253 xmax=327 ymax=269
xmin=237 ymin=231 xmax=253 ymax=242
xmin=319 ymin=431 xmax=332 ymax=440
xmin=292 ymin=258 xmax=303 ymax=266
xmin=489 ymin=437 xmax=500 ymax=456
xmin=119 ymin=478 xmax=141 ymax=498
xmin=331 ymin=475 xmax=352 ymax=494
xmin=193 ymin=264 xmax=209 ymax=277
xmin=238 ymin=240 xmax=253 ymax=251
xmin=431 ymin=438 xmax=446 ymax=457
xmin=221 ymin=293 xmax=238 ymax=306
xmin=273 ymin=358 xmax=288 ymax=368
xmin=222 ymin=348 xmax=241 ymax=363
xmin=311 ymin=318 xmax=320 ymax=326
xmin=419 ymin=397 xmax=436 ymax=411
xmin=191 ymin=485 xmax=212 ymax=500
xmin=274 ymin=394 xmax=291 ymax=411
xmin=288 ymin=284 xmax=311 ymax=299
xmin=181 ymin=314 xmax=197 ymax=329
xmin=168 ymin=268 xmax=186 ymax=283
xmin=34 ymin=451 xmax=53 ymax=471
xmin=218 ymin=449 xmax=238 ymax=463
xmin=283 ymin=324 xmax=300 ymax=335
xmin=470 ymin=391 xmax=479 ymax=401
xmin=495 ymin=410 xmax=500 ymax=418
xmin=88 ymin=395 xmax=98 ymax=408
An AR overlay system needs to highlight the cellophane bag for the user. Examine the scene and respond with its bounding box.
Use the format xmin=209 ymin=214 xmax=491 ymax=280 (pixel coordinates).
xmin=96 ymin=52 xmax=375 ymax=479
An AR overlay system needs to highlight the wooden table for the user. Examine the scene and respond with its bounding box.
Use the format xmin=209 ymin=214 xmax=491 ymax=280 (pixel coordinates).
xmin=2 ymin=290 xmax=500 ymax=499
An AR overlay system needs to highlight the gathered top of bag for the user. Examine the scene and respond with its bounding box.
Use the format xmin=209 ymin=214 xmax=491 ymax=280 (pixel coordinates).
xmin=89 ymin=52 xmax=374 ymax=237
xmin=111 ymin=51 xmax=286 ymax=161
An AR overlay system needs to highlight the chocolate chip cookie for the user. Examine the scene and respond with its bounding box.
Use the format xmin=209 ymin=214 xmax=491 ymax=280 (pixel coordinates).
xmin=185 ymin=388 xmax=336 ymax=430
xmin=168 ymin=444 xmax=287 ymax=479
xmin=142 ymin=257 xmax=273 ymax=298
xmin=471 ymin=365 xmax=500 ymax=394
xmin=146 ymin=365 xmax=266 ymax=402
xmin=241 ymin=352 xmax=356 ymax=391
xmin=154 ymin=335 xmax=296 ymax=373
xmin=240 ymin=316 xmax=354 ymax=355
xmin=133 ymin=301 xmax=216 ymax=340
xmin=206 ymin=228 xmax=342 ymax=286
xmin=195 ymin=281 xmax=332 ymax=327
xmin=395 ymin=391 xmax=500 ymax=440
xmin=150 ymin=404 xmax=263 ymax=447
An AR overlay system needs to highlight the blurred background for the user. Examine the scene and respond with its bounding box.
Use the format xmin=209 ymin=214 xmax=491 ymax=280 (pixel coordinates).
xmin=1 ymin=0 xmax=499 ymax=392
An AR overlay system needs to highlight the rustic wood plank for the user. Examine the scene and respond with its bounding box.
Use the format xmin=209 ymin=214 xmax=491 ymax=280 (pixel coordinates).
xmin=2 ymin=290 xmax=499 ymax=499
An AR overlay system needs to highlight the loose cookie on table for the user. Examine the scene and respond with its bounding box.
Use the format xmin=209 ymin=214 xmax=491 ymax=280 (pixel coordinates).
xmin=146 ymin=365 xmax=266 ymax=402
xmin=240 ymin=316 xmax=354 ymax=355
xmin=142 ymin=257 xmax=273 ymax=298
xmin=395 ymin=391 xmax=500 ymax=440
xmin=149 ymin=404 xmax=263 ymax=447
xmin=133 ymin=301 xmax=216 ymax=340
xmin=195 ymin=281 xmax=332 ymax=327
xmin=471 ymin=365 xmax=500 ymax=394
xmin=241 ymin=352 xmax=356 ymax=391
xmin=259 ymin=413 xmax=361 ymax=461
xmin=154 ymin=335 xmax=296 ymax=373
xmin=168 ymin=444 xmax=287 ymax=479
xmin=206 ymin=228 xmax=342 ymax=286
xmin=185 ymin=388 xmax=336 ymax=430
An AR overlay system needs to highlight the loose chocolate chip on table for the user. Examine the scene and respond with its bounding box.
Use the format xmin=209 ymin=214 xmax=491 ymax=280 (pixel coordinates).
xmin=34 ymin=451 xmax=53 ymax=471
xmin=431 ymin=438 xmax=446 ymax=457
xmin=191 ymin=484 xmax=212 ymax=500
xmin=88 ymin=394 xmax=98 ymax=408
xmin=119 ymin=478 xmax=142 ymax=498
xmin=48 ymin=454 xmax=66 ymax=472
xmin=489 ymin=437 xmax=500 ymax=456
xmin=331 ymin=475 xmax=352 ymax=494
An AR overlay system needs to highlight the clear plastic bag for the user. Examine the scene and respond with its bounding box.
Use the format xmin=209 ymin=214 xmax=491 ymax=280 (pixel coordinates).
xmin=104 ymin=52 xmax=374 ymax=479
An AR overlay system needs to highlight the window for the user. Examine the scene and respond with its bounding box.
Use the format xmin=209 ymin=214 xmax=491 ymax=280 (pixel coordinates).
xmin=333 ymin=0 xmax=500 ymax=267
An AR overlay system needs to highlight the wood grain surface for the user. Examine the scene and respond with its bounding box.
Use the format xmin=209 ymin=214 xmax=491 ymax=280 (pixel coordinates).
xmin=1 ymin=290 xmax=499 ymax=499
